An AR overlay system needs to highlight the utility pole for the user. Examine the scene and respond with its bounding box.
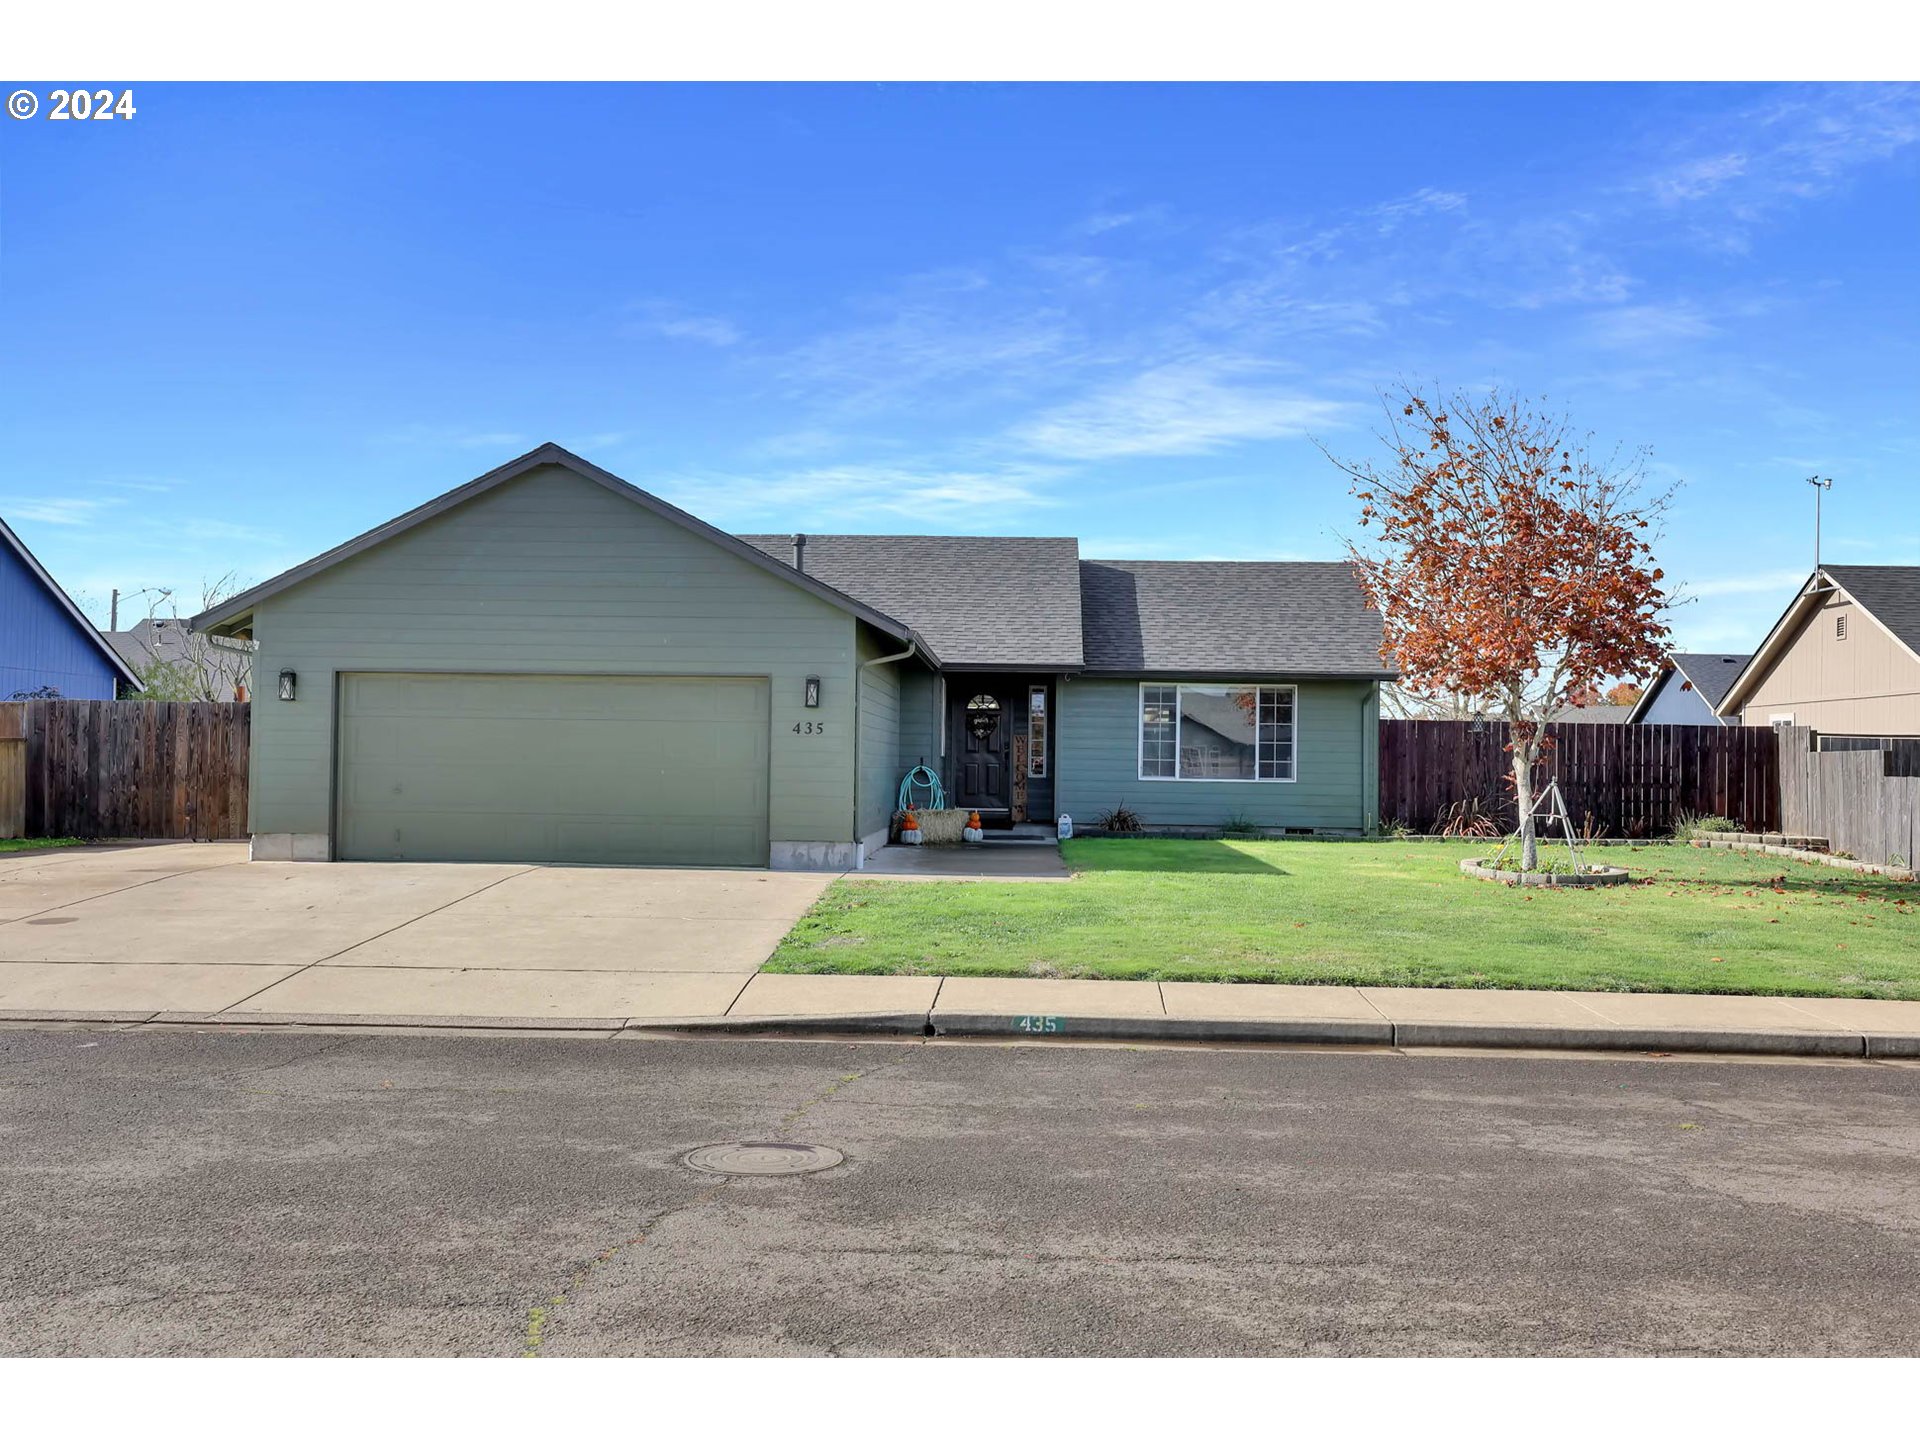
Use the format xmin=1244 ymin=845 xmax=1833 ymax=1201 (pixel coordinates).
xmin=110 ymin=588 xmax=119 ymax=630
xmin=1805 ymin=476 xmax=1833 ymax=572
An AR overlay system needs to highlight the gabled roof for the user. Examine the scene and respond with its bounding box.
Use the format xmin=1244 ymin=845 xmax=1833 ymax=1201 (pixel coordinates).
xmin=1625 ymin=651 xmax=1750 ymax=724
xmin=739 ymin=534 xmax=1084 ymax=669
xmin=107 ymin=617 xmax=187 ymax=672
xmin=1823 ymin=565 xmax=1920 ymax=656
xmin=0 ymin=513 xmax=143 ymax=692
xmin=191 ymin=444 xmax=935 ymax=659
xmin=1077 ymin=560 xmax=1393 ymax=677
xmin=1546 ymin=702 xmax=1632 ymax=724
xmin=107 ymin=617 xmax=248 ymax=700
xmin=1716 ymin=565 xmax=1920 ymax=716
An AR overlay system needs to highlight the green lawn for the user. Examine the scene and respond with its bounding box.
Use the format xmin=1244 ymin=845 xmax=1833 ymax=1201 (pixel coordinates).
xmin=0 ymin=837 xmax=81 ymax=855
xmin=764 ymin=839 xmax=1920 ymax=999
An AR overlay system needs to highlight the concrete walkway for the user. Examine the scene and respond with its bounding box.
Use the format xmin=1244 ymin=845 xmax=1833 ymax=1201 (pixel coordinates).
xmin=855 ymin=841 xmax=1069 ymax=880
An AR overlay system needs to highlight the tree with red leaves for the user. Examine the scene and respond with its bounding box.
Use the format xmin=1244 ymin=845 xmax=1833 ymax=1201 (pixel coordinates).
xmin=1327 ymin=387 xmax=1674 ymax=870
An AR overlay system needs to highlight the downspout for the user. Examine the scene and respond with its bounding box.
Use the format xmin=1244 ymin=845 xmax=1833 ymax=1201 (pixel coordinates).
xmin=860 ymin=641 xmax=918 ymax=672
xmin=854 ymin=640 xmax=919 ymax=867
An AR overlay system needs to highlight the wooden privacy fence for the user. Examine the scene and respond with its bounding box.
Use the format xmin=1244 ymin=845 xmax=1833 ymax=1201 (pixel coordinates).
xmin=1379 ymin=719 xmax=1781 ymax=837
xmin=1778 ymin=727 xmax=1920 ymax=868
xmin=0 ymin=700 xmax=250 ymax=841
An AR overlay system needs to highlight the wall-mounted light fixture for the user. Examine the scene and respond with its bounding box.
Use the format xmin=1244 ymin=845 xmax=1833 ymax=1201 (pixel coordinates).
xmin=277 ymin=670 xmax=297 ymax=702
xmin=804 ymin=675 xmax=821 ymax=709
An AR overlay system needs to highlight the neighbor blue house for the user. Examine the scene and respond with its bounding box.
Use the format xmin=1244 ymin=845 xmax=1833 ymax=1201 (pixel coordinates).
xmin=1 ymin=515 xmax=142 ymax=700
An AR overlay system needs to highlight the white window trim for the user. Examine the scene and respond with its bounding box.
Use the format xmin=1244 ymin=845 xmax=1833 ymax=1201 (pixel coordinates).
xmin=1136 ymin=681 xmax=1298 ymax=783
xmin=1028 ymin=685 xmax=1048 ymax=779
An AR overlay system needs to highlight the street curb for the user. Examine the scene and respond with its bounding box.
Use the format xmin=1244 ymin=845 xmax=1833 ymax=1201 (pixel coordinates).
xmin=0 ymin=1007 xmax=1915 ymax=1059
xmin=625 ymin=1011 xmax=932 ymax=1037
xmin=931 ymin=1012 xmax=1395 ymax=1045
xmin=1866 ymin=1033 xmax=1920 ymax=1058
xmin=146 ymin=1010 xmax=633 ymax=1031
xmin=0 ymin=1008 xmax=159 ymax=1025
xmin=1388 ymin=1021 xmax=1867 ymax=1057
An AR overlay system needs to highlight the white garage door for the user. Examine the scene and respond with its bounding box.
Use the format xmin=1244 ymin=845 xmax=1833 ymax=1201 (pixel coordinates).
xmin=335 ymin=673 xmax=770 ymax=867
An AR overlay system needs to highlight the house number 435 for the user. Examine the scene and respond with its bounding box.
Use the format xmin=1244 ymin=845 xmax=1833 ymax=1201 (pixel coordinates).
xmin=792 ymin=721 xmax=827 ymax=735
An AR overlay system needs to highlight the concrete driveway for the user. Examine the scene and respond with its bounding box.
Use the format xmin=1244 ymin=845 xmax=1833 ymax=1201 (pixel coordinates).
xmin=0 ymin=843 xmax=833 ymax=1022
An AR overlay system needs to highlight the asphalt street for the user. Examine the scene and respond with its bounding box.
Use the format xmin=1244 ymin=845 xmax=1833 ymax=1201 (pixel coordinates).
xmin=2 ymin=1025 xmax=1917 ymax=1356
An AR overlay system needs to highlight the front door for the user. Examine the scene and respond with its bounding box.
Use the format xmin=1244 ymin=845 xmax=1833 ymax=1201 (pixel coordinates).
xmin=953 ymin=689 xmax=1011 ymax=818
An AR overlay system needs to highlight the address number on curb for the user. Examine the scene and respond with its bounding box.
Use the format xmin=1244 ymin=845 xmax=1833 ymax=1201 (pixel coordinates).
xmin=1014 ymin=1016 xmax=1065 ymax=1034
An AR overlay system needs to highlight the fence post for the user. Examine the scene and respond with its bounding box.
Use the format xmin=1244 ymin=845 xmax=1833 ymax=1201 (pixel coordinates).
xmin=0 ymin=703 xmax=23 ymax=840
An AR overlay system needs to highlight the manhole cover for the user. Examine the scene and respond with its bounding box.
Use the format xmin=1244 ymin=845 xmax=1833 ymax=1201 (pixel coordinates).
xmin=684 ymin=1142 xmax=845 ymax=1176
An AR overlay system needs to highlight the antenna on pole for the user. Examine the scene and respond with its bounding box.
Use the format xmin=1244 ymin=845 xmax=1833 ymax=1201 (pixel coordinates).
xmin=1805 ymin=475 xmax=1833 ymax=573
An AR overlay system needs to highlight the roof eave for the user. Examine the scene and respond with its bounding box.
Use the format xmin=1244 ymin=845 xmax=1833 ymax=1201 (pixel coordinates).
xmin=1624 ymin=666 xmax=1672 ymax=725
xmin=1714 ymin=570 xmax=1837 ymax=717
xmin=935 ymin=659 xmax=1085 ymax=673
xmin=188 ymin=443 xmax=935 ymax=663
xmin=1079 ymin=666 xmax=1398 ymax=681
xmin=0 ymin=514 xmax=145 ymax=691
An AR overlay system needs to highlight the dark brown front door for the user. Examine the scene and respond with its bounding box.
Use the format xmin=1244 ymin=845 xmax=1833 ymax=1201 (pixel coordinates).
xmin=953 ymin=690 xmax=1011 ymax=817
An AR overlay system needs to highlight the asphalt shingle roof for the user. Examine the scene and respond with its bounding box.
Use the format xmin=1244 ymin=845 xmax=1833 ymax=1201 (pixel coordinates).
xmin=1547 ymin=702 xmax=1633 ymax=724
xmin=1825 ymin=565 xmax=1920 ymax=657
xmin=1667 ymin=652 xmax=1751 ymax=710
xmin=738 ymin=534 xmax=1085 ymax=668
xmin=1077 ymin=560 xmax=1391 ymax=676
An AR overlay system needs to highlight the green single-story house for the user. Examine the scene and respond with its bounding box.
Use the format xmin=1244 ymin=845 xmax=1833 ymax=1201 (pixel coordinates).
xmin=193 ymin=444 xmax=1394 ymax=869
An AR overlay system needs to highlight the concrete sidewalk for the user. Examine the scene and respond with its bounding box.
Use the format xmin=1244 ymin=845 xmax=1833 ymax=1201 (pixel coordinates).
xmin=10 ymin=967 xmax=1920 ymax=1059
xmin=653 ymin=974 xmax=1920 ymax=1058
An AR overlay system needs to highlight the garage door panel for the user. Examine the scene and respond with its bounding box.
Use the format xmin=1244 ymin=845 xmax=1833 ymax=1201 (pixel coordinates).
xmin=337 ymin=674 xmax=770 ymax=866
xmin=345 ymin=753 xmax=768 ymax=814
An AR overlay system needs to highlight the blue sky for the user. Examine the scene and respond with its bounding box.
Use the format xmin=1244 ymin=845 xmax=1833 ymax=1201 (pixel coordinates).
xmin=2 ymin=81 xmax=1915 ymax=652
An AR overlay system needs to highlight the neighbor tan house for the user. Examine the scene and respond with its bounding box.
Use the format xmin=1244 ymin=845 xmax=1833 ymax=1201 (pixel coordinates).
xmin=1716 ymin=565 xmax=1920 ymax=736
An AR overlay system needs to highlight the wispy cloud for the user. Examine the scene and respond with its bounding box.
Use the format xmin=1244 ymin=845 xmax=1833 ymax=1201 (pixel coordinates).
xmin=661 ymin=462 xmax=1066 ymax=529
xmin=1639 ymin=84 xmax=1920 ymax=247
xmin=1075 ymin=207 xmax=1165 ymax=236
xmin=1648 ymin=153 xmax=1749 ymax=204
xmin=2 ymin=496 xmax=113 ymax=526
xmin=627 ymin=303 xmax=741 ymax=347
xmin=377 ymin=424 xmax=529 ymax=450
xmin=1686 ymin=569 xmax=1809 ymax=599
xmin=1011 ymin=360 xmax=1351 ymax=461
xmin=775 ymin=299 xmax=1073 ymax=411
xmin=1366 ymin=187 xmax=1467 ymax=234
xmin=176 ymin=519 xmax=283 ymax=546
xmin=1586 ymin=301 xmax=1719 ymax=349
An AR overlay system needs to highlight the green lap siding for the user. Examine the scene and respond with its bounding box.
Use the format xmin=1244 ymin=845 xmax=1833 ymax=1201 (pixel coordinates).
xmin=855 ymin=625 xmax=908 ymax=842
xmin=897 ymin=668 xmax=942 ymax=778
xmin=1056 ymin=677 xmax=1380 ymax=833
xmin=247 ymin=463 xmax=860 ymax=851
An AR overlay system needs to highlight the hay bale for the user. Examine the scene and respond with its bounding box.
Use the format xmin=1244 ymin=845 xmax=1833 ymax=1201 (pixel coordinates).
xmin=896 ymin=808 xmax=967 ymax=845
